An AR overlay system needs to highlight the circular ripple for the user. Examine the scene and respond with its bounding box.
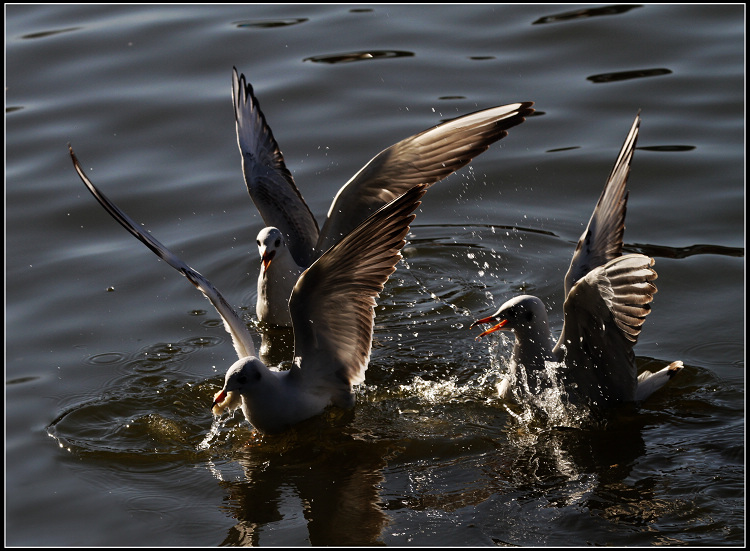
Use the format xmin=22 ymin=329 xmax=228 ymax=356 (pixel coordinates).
xmin=125 ymin=342 xmax=192 ymax=374
xmin=125 ymin=493 xmax=186 ymax=524
xmin=181 ymin=335 xmax=224 ymax=349
xmin=86 ymin=352 xmax=128 ymax=366
xmin=683 ymin=340 xmax=744 ymax=368
xmin=47 ymin=387 xmax=214 ymax=461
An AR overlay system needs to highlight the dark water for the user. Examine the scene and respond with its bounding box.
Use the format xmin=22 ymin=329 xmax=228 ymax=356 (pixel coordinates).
xmin=6 ymin=4 xmax=744 ymax=546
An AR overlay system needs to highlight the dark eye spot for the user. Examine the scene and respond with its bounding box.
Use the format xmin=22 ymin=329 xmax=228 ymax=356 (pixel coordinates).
xmin=274 ymin=238 xmax=281 ymax=248
xmin=256 ymin=240 xmax=261 ymax=246
xmin=237 ymin=375 xmax=247 ymax=384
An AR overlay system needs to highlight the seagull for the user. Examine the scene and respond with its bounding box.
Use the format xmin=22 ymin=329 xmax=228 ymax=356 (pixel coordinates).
xmin=232 ymin=67 xmax=534 ymax=327
xmin=70 ymin=145 xmax=427 ymax=435
xmin=470 ymin=113 xmax=683 ymax=408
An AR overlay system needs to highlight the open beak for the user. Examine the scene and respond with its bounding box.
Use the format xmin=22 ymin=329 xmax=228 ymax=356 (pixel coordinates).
xmin=212 ymin=389 xmax=241 ymax=417
xmin=212 ymin=389 xmax=227 ymax=410
xmin=470 ymin=316 xmax=508 ymax=340
xmin=261 ymin=250 xmax=276 ymax=271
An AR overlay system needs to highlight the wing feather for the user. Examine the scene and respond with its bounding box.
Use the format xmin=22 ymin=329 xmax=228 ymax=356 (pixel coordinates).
xmin=315 ymin=101 xmax=535 ymax=256
xmin=233 ymin=67 xmax=319 ymax=267
xmin=556 ymin=253 xmax=656 ymax=405
xmin=564 ymin=113 xmax=640 ymax=296
xmin=289 ymin=184 xmax=427 ymax=392
xmin=70 ymin=145 xmax=256 ymax=360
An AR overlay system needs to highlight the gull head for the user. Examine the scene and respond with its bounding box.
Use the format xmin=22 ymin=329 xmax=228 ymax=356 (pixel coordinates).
xmin=471 ymin=295 xmax=548 ymax=340
xmin=256 ymin=227 xmax=287 ymax=272
xmin=211 ymin=357 xmax=267 ymax=417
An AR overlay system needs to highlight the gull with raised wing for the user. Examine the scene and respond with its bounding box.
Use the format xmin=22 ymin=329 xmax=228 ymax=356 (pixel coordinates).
xmin=470 ymin=114 xmax=682 ymax=408
xmin=233 ymin=67 xmax=534 ymax=327
xmin=70 ymin=145 xmax=427 ymax=434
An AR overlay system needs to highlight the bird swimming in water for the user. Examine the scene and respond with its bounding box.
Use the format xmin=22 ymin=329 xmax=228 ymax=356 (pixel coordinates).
xmin=70 ymin=144 xmax=427 ymax=434
xmin=471 ymin=113 xmax=683 ymax=409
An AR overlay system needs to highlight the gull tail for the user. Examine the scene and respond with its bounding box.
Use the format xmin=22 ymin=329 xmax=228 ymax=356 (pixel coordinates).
xmin=635 ymin=360 xmax=684 ymax=402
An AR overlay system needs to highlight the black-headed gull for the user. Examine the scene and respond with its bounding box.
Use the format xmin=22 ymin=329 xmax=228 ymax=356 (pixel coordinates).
xmin=70 ymin=145 xmax=427 ymax=434
xmin=233 ymin=67 xmax=534 ymax=327
xmin=471 ymin=114 xmax=683 ymax=408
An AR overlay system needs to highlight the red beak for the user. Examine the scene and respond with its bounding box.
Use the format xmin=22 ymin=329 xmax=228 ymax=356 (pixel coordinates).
xmin=212 ymin=389 xmax=227 ymax=409
xmin=470 ymin=316 xmax=508 ymax=340
xmin=262 ymin=250 xmax=276 ymax=271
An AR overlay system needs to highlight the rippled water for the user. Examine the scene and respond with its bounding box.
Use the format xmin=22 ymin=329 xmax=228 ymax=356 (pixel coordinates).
xmin=6 ymin=4 xmax=744 ymax=546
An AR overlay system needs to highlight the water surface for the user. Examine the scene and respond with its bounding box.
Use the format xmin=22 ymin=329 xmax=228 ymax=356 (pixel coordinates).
xmin=6 ymin=4 xmax=744 ymax=546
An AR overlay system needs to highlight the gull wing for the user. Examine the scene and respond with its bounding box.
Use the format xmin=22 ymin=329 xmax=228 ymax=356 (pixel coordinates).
xmin=288 ymin=184 xmax=427 ymax=397
xmin=556 ymin=253 xmax=657 ymax=405
xmin=314 ymin=101 xmax=535 ymax=256
xmin=563 ymin=113 xmax=640 ymax=297
xmin=70 ymin=146 xmax=257 ymax=360
xmin=233 ymin=67 xmax=319 ymax=267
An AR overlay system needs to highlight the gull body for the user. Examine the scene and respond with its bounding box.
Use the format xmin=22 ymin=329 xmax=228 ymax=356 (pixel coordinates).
xmin=71 ymin=146 xmax=426 ymax=434
xmin=255 ymin=227 xmax=304 ymax=326
xmin=232 ymin=67 xmax=534 ymax=327
xmin=471 ymin=114 xmax=682 ymax=408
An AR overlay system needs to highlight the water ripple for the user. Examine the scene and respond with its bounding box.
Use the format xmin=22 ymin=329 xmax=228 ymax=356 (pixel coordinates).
xmin=234 ymin=18 xmax=308 ymax=29
xmin=533 ymin=5 xmax=642 ymax=25
xmin=631 ymin=242 xmax=744 ymax=259
xmin=304 ymin=50 xmax=414 ymax=64
xmin=587 ymin=68 xmax=673 ymax=83
xmin=21 ymin=27 xmax=80 ymax=39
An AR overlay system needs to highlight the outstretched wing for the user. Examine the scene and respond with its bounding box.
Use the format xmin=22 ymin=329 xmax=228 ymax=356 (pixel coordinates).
xmin=564 ymin=113 xmax=640 ymax=297
xmin=556 ymin=253 xmax=657 ymax=405
xmin=314 ymin=101 xmax=535 ymax=256
xmin=70 ymin=145 xmax=256 ymax=360
xmin=289 ymin=184 xmax=427 ymax=396
xmin=233 ymin=67 xmax=319 ymax=267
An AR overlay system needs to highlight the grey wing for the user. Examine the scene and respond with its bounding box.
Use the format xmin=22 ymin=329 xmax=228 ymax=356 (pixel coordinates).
xmin=289 ymin=184 xmax=427 ymax=393
xmin=563 ymin=113 xmax=641 ymax=297
xmin=233 ymin=67 xmax=319 ymax=267
xmin=314 ymin=101 xmax=535 ymax=256
xmin=556 ymin=253 xmax=657 ymax=405
xmin=70 ymin=146 xmax=257 ymax=360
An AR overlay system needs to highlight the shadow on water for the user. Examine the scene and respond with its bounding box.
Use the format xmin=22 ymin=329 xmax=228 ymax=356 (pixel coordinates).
xmin=494 ymin=416 xmax=676 ymax=537
xmin=211 ymin=424 xmax=391 ymax=546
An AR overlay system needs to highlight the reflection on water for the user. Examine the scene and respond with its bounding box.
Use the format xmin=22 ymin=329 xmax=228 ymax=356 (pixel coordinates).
xmin=39 ymin=221 xmax=742 ymax=546
xmin=504 ymin=416 xmax=659 ymax=521
xmin=7 ymin=3 xmax=743 ymax=547
xmin=211 ymin=431 xmax=390 ymax=546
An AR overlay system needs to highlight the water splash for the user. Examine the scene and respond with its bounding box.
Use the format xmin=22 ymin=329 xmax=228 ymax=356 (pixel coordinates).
xmin=197 ymin=409 xmax=243 ymax=451
xmin=508 ymin=360 xmax=593 ymax=430
xmin=197 ymin=416 xmax=225 ymax=450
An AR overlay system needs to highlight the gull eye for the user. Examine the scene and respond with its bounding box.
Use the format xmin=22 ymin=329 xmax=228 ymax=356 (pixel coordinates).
xmin=256 ymin=239 xmax=261 ymax=246
xmin=274 ymin=238 xmax=281 ymax=248
xmin=237 ymin=375 xmax=248 ymax=384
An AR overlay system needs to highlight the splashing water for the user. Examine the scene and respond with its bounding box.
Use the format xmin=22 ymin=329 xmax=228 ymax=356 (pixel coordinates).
xmin=197 ymin=410 xmax=241 ymax=450
xmin=508 ymin=359 xmax=593 ymax=430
